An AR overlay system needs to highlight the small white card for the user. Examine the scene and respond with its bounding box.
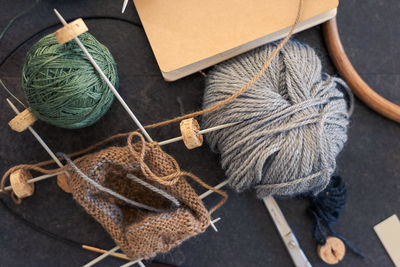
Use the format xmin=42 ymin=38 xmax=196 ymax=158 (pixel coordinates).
xmin=374 ymin=214 xmax=400 ymax=267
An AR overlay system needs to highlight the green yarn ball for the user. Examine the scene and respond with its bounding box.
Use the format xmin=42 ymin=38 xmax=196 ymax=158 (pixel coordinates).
xmin=22 ymin=32 xmax=118 ymax=129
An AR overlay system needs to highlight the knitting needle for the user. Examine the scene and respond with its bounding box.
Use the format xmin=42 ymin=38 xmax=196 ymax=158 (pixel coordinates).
xmin=5 ymin=121 xmax=238 ymax=191
xmin=83 ymin=246 xmax=121 ymax=267
xmin=56 ymin=7 xmax=221 ymax=245
xmin=82 ymin=245 xmax=131 ymax=261
xmin=7 ymin=99 xmax=64 ymax=168
xmin=198 ymin=180 xmax=229 ymax=200
xmin=158 ymin=122 xmax=239 ymax=146
xmin=119 ymin=217 xmax=222 ymax=267
xmin=6 ymin=98 xmax=138 ymax=264
xmin=6 ymin=98 xmax=70 ymax=187
xmin=121 ymin=260 xmax=145 ymax=267
xmin=121 ymin=0 xmax=129 ymax=13
xmin=51 ymin=6 xmax=221 ymax=257
xmin=53 ymin=9 xmax=153 ymax=143
xmin=83 ymin=246 xmax=147 ymax=267
xmin=83 ymin=196 xmax=222 ymax=266
xmin=0 ymin=172 xmax=63 ymax=193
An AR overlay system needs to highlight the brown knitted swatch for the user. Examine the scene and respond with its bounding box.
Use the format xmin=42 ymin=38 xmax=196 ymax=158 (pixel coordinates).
xmin=1 ymin=132 xmax=227 ymax=260
xmin=66 ymin=136 xmax=210 ymax=260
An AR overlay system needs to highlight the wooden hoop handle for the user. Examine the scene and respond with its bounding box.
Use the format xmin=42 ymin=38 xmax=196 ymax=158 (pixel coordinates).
xmin=323 ymin=17 xmax=400 ymax=123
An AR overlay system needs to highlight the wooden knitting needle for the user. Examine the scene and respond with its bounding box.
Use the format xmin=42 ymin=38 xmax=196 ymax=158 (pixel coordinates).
xmin=83 ymin=246 xmax=121 ymax=267
xmin=53 ymin=9 xmax=153 ymax=143
xmin=82 ymin=245 xmax=131 ymax=261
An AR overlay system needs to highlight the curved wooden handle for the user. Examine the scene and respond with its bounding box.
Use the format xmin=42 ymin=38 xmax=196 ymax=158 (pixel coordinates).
xmin=322 ymin=17 xmax=400 ymax=123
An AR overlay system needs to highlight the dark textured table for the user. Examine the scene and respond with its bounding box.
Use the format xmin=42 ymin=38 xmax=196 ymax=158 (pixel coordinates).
xmin=0 ymin=1 xmax=399 ymax=266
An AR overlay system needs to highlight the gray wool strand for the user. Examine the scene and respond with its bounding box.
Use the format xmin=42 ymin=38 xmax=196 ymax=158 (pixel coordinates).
xmin=202 ymin=40 xmax=352 ymax=198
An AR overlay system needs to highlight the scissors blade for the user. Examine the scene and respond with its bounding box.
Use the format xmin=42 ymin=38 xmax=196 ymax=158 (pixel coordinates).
xmin=263 ymin=196 xmax=312 ymax=267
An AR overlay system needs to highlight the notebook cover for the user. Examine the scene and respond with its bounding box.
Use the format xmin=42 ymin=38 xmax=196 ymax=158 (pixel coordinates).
xmin=133 ymin=0 xmax=338 ymax=74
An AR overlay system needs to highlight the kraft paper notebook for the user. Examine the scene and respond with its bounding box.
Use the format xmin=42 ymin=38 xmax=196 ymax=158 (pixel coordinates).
xmin=133 ymin=0 xmax=338 ymax=81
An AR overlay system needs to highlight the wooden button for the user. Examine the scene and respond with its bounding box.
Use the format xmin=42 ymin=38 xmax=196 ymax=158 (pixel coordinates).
xmin=317 ymin=236 xmax=346 ymax=264
xmin=10 ymin=169 xmax=34 ymax=199
xmin=57 ymin=173 xmax=72 ymax=193
xmin=54 ymin=18 xmax=88 ymax=44
xmin=180 ymin=118 xmax=203 ymax=149
xmin=8 ymin=108 xmax=37 ymax=132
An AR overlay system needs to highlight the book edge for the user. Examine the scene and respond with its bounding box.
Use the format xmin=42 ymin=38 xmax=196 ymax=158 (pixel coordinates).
xmin=161 ymin=8 xmax=337 ymax=82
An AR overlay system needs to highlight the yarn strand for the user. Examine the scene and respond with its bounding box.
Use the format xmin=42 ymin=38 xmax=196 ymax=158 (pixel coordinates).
xmin=0 ymin=0 xmax=304 ymax=181
xmin=0 ymin=79 xmax=27 ymax=109
xmin=142 ymin=0 xmax=303 ymax=130
xmin=0 ymin=0 xmax=41 ymax=42
xmin=58 ymin=153 xmax=178 ymax=213
xmin=308 ymin=176 xmax=364 ymax=258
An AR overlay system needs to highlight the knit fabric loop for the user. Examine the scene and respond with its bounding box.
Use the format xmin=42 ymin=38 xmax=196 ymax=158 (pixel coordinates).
xmin=202 ymin=40 xmax=352 ymax=197
xmin=22 ymin=32 xmax=118 ymax=129
xmin=127 ymin=132 xmax=182 ymax=186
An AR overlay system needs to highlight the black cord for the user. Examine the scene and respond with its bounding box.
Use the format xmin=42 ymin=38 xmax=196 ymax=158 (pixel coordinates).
xmin=0 ymin=197 xmax=82 ymax=249
xmin=0 ymin=16 xmax=143 ymax=68
xmin=0 ymin=15 xmax=143 ymax=252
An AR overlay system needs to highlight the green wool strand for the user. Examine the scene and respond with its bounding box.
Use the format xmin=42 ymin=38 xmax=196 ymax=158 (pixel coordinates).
xmin=22 ymin=32 xmax=118 ymax=129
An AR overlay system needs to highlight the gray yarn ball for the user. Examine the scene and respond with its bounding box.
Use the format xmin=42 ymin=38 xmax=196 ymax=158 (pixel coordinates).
xmin=202 ymin=40 xmax=352 ymax=198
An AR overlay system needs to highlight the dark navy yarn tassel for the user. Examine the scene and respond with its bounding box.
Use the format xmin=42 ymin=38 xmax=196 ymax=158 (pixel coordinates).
xmin=308 ymin=176 xmax=364 ymax=258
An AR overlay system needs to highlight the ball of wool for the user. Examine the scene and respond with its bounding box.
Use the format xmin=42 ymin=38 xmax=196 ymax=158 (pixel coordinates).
xmin=202 ymin=40 xmax=352 ymax=198
xmin=22 ymin=32 xmax=118 ymax=129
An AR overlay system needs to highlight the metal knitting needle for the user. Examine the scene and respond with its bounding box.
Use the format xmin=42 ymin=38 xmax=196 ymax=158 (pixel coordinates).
xmin=158 ymin=122 xmax=240 ymax=146
xmin=6 ymin=99 xmax=141 ymax=265
xmin=83 ymin=186 xmax=222 ymax=266
xmin=119 ymin=217 xmax=223 ymax=267
xmin=121 ymin=260 xmax=145 ymax=267
xmin=121 ymin=0 xmax=129 ymax=13
xmin=53 ymin=9 xmax=220 ymax=262
xmin=4 ymin=103 xmax=303 ymax=265
xmin=53 ymin=9 xmax=153 ymax=143
xmin=85 ymin=217 xmax=223 ymax=266
xmin=166 ymin=121 xmax=313 ymax=265
xmin=17 ymin=121 xmax=240 ymax=188
xmin=83 ymin=171 xmax=224 ymax=266
xmin=6 ymin=99 xmax=66 ymax=170
xmin=0 ymin=172 xmax=63 ymax=193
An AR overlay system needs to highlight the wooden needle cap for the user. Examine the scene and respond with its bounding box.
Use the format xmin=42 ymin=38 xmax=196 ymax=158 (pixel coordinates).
xmin=180 ymin=118 xmax=203 ymax=149
xmin=10 ymin=169 xmax=34 ymax=199
xmin=8 ymin=108 xmax=37 ymax=132
xmin=57 ymin=173 xmax=72 ymax=193
xmin=317 ymin=236 xmax=346 ymax=264
xmin=54 ymin=18 xmax=88 ymax=44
